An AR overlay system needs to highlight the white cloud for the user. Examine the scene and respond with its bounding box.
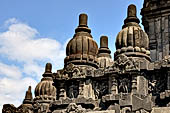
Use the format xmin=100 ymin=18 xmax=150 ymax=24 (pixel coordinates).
xmin=0 ymin=22 xmax=65 ymax=68
xmin=4 ymin=18 xmax=19 ymax=27
xmin=23 ymin=63 xmax=44 ymax=79
xmin=0 ymin=63 xmax=22 ymax=79
xmin=0 ymin=18 xmax=67 ymax=112
xmin=0 ymin=76 xmax=37 ymax=111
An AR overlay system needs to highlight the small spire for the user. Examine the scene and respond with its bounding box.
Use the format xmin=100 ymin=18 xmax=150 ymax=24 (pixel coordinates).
xmin=23 ymin=86 xmax=32 ymax=104
xmin=124 ymin=4 xmax=140 ymax=25
xmin=79 ymin=13 xmax=88 ymax=27
xmin=45 ymin=63 xmax=52 ymax=73
xmin=25 ymin=86 xmax=32 ymax=100
xmin=100 ymin=36 xmax=108 ymax=48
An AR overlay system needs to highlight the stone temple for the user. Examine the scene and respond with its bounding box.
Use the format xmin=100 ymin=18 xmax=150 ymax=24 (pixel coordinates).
xmin=2 ymin=0 xmax=170 ymax=113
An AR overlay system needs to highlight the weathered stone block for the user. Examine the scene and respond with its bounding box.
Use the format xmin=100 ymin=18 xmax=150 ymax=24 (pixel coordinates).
xmin=151 ymin=107 xmax=170 ymax=113
xmin=149 ymin=21 xmax=155 ymax=34
xmin=155 ymin=18 xmax=161 ymax=33
xmin=137 ymin=76 xmax=148 ymax=96
xmin=87 ymin=110 xmax=115 ymax=113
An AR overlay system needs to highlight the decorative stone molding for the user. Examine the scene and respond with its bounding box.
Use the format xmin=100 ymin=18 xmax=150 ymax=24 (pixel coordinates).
xmin=113 ymin=54 xmax=140 ymax=74
xmin=56 ymin=63 xmax=86 ymax=79
xmin=65 ymin=103 xmax=86 ymax=113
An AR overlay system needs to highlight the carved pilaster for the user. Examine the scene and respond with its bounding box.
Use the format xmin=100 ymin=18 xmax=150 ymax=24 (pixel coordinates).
xmin=78 ymin=79 xmax=95 ymax=99
xmin=59 ymin=82 xmax=67 ymax=100
xmin=109 ymin=76 xmax=118 ymax=95
xmin=78 ymin=81 xmax=84 ymax=98
xmin=136 ymin=73 xmax=149 ymax=96
xmin=132 ymin=75 xmax=137 ymax=94
xmin=167 ymin=71 xmax=170 ymax=90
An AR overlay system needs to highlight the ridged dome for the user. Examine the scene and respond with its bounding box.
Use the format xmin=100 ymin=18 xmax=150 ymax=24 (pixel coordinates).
xmin=34 ymin=63 xmax=56 ymax=101
xmin=114 ymin=4 xmax=150 ymax=61
xmin=116 ymin=25 xmax=149 ymax=50
xmin=35 ymin=77 xmax=56 ymax=100
xmin=65 ymin=14 xmax=98 ymax=68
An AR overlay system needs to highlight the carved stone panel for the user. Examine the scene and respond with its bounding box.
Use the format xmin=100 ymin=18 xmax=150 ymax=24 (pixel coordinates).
xmin=65 ymin=103 xmax=86 ymax=113
xmin=113 ymin=54 xmax=140 ymax=74
xmin=137 ymin=76 xmax=148 ymax=96
xmin=118 ymin=76 xmax=132 ymax=93
xmin=93 ymin=80 xmax=108 ymax=99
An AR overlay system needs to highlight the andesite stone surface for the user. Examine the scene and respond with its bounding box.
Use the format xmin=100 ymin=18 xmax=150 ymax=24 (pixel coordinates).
xmin=2 ymin=1 xmax=170 ymax=113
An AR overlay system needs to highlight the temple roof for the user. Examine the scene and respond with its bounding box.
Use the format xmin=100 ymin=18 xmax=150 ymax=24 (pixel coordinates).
xmin=64 ymin=13 xmax=98 ymax=68
xmin=115 ymin=4 xmax=150 ymax=61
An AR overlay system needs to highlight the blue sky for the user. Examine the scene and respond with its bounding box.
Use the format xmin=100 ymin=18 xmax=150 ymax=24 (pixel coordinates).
xmin=0 ymin=0 xmax=143 ymax=49
xmin=0 ymin=0 xmax=143 ymax=111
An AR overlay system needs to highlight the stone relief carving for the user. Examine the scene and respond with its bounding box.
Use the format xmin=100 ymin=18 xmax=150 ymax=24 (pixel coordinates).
xmin=155 ymin=78 xmax=166 ymax=94
xmin=33 ymin=102 xmax=41 ymax=113
xmin=148 ymin=80 xmax=157 ymax=94
xmin=113 ymin=54 xmax=140 ymax=74
xmin=56 ymin=63 xmax=86 ymax=79
xmin=93 ymin=83 xmax=100 ymax=99
xmin=68 ymin=82 xmax=79 ymax=98
xmin=85 ymin=67 xmax=94 ymax=76
xmin=94 ymin=69 xmax=104 ymax=77
xmin=118 ymin=77 xmax=131 ymax=93
xmin=33 ymin=102 xmax=49 ymax=113
xmin=2 ymin=104 xmax=34 ymax=113
xmin=59 ymin=88 xmax=67 ymax=99
xmin=148 ymin=75 xmax=167 ymax=96
xmin=65 ymin=103 xmax=86 ymax=113
xmin=2 ymin=104 xmax=17 ymax=113
xmin=121 ymin=107 xmax=131 ymax=113
xmin=93 ymin=81 xmax=108 ymax=99
xmin=17 ymin=105 xmax=33 ymax=113
xmin=162 ymin=56 xmax=170 ymax=65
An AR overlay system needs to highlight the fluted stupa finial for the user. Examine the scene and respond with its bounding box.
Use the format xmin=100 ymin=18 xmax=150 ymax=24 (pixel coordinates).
xmin=123 ymin=4 xmax=140 ymax=27
xmin=79 ymin=13 xmax=88 ymax=27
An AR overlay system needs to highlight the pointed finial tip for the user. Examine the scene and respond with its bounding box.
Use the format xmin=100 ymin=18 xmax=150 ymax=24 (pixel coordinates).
xmin=128 ymin=4 xmax=137 ymax=17
xmin=79 ymin=13 xmax=88 ymax=26
xmin=28 ymin=86 xmax=31 ymax=91
xmin=100 ymin=36 xmax=108 ymax=48
xmin=24 ymin=85 xmax=32 ymax=102
xmin=45 ymin=63 xmax=52 ymax=73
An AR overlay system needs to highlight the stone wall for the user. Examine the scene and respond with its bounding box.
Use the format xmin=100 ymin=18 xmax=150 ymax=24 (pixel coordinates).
xmin=141 ymin=0 xmax=170 ymax=61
